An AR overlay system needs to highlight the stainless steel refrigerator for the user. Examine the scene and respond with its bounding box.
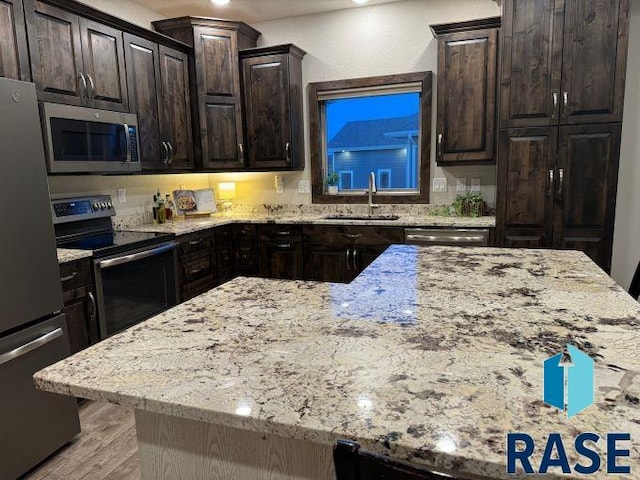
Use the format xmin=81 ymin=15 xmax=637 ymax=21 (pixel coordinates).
xmin=0 ymin=77 xmax=80 ymax=479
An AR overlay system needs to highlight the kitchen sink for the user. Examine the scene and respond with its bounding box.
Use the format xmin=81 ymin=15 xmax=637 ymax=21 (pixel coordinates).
xmin=323 ymin=214 xmax=400 ymax=221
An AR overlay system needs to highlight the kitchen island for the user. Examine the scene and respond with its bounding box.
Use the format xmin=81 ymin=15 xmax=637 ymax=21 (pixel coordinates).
xmin=35 ymin=245 xmax=640 ymax=479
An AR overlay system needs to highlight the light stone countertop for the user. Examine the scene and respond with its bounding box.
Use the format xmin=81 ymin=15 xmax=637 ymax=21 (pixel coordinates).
xmin=56 ymin=248 xmax=93 ymax=264
xmin=35 ymin=245 xmax=640 ymax=479
xmin=125 ymin=213 xmax=496 ymax=236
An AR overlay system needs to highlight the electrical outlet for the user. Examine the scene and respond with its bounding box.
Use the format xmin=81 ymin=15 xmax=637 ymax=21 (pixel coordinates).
xmin=432 ymin=177 xmax=447 ymax=192
xmin=274 ymin=175 xmax=284 ymax=194
xmin=470 ymin=178 xmax=481 ymax=192
xmin=117 ymin=188 xmax=126 ymax=203
xmin=297 ymin=180 xmax=311 ymax=194
xmin=456 ymin=178 xmax=467 ymax=191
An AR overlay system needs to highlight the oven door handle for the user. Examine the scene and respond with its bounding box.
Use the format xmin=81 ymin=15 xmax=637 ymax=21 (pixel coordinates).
xmin=97 ymin=242 xmax=177 ymax=269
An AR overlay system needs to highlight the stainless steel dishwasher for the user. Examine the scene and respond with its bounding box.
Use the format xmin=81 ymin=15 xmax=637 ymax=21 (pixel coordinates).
xmin=404 ymin=228 xmax=490 ymax=246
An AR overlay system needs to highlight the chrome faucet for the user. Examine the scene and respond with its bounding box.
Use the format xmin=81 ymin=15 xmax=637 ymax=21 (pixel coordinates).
xmin=367 ymin=171 xmax=379 ymax=216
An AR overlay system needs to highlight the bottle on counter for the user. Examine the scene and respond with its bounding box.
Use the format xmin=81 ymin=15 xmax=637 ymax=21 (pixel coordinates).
xmin=165 ymin=194 xmax=174 ymax=222
xmin=157 ymin=197 xmax=166 ymax=224
xmin=152 ymin=194 xmax=158 ymax=222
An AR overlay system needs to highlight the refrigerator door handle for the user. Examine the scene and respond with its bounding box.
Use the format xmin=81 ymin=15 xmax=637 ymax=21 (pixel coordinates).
xmin=0 ymin=328 xmax=63 ymax=366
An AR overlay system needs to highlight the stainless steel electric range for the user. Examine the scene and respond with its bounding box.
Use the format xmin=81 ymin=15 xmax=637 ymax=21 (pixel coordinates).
xmin=52 ymin=195 xmax=179 ymax=339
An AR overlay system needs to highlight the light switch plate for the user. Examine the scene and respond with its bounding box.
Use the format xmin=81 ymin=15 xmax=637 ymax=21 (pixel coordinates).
xmin=456 ymin=178 xmax=467 ymax=191
xmin=117 ymin=188 xmax=126 ymax=203
xmin=432 ymin=177 xmax=447 ymax=192
xmin=297 ymin=180 xmax=311 ymax=194
xmin=470 ymin=178 xmax=481 ymax=192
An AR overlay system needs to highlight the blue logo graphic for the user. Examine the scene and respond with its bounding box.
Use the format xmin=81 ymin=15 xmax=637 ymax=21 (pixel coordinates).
xmin=543 ymin=345 xmax=594 ymax=418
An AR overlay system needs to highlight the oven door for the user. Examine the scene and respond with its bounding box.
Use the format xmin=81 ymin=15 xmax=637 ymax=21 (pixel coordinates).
xmin=94 ymin=241 xmax=178 ymax=338
xmin=40 ymin=102 xmax=141 ymax=174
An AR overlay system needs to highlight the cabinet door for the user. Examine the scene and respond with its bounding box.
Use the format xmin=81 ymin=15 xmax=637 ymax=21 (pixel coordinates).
xmin=62 ymin=297 xmax=91 ymax=355
xmin=0 ymin=0 xmax=29 ymax=80
xmin=554 ymin=124 xmax=621 ymax=272
xmin=79 ymin=18 xmax=128 ymax=111
xmin=194 ymin=26 xmax=243 ymax=169
xmin=159 ymin=46 xmax=193 ymax=169
xmin=497 ymin=127 xmax=557 ymax=248
xmin=303 ymin=245 xmax=351 ymax=283
xmin=124 ymin=34 xmax=163 ymax=169
xmin=234 ymin=224 xmax=259 ymax=276
xmin=242 ymin=54 xmax=292 ymax=169
xmin=436 ymin=28 xmax=497 ymax=164
xmin=259 ymin=242 xmax=303 ymax=280
xmin=560 ymin=0 xmax=629 ymax=124
xmin=353 ymin=245 xmax=388 ymax=275
xmin=500 ymin=0 xmax=564 ymax=127
xmin=25 ymin=0 xmax=85 ymax=104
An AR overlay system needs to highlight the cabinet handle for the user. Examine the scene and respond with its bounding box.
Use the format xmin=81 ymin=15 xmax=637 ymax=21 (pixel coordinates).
xmin=552 ymin=92 xmax=559 ymax=119
xmin=558 ymin=168 xmax=564 ymax=197
xmin=274 ymin=231 xmax=291 ymax=236
xmin=274 ymin=243 xmax=292 ymax=249
xmin=167 ymin=142 xmax=174 ymax=164
xmin=78 ymin=73 xmax=87 ymax=99
xmin=548 ymin=169 xmax=554 ymax=196
xmin=60 ymin=272 xmax=78 ymax=283
xmin=189 ymin=239 xmax=204 ymax=246
xmin=86 ymin=73 xmax=95 ymax=99
xmin=341 ymin=233 xmax=362 ymax=240
xmin=346 ymin=249 xmax=351 ymax=271
xmin=285 ymin=142 xmax=291 ymax=164
xmin=562 ymin=92 xmax=568 ymax=115
xmin=352 ymin=248 xmax=358 ymax=271
xmin=188 ymin=266 xmax=207 ymax=275
xmin=437 ymin=133 xmax=444 ymax=159
xmin=238 ymin=143 xmax=244 ymax=163
xmin=87 ymin=291 xmax=97 ymax=322
xmin=161 ymin=142 xmax=169 ymax=164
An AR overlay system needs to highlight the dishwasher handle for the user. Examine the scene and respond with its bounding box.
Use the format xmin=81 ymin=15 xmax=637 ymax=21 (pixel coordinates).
xmin=97 ymin=242 xmax=177 ymax=269
xmin=405 ymin=228 xmax=489 ymax=246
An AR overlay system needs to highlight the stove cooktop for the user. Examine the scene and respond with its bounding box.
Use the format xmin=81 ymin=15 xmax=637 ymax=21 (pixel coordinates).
xmin=59 ymin=230 xmax=175 ymax=258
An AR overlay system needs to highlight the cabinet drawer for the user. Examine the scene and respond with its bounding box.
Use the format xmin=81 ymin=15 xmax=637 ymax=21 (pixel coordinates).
xmin=303 ymin=225 xmax=404 ymax=245
xmin=259 ymin=224 xmax=302 ymax=243
xmin=179 ymin=249 xmax=215 ymax=284
xmin=181 ymin=276 xmax=217 ymax=302
xmin=59 ymin=258 xmax=92 ymax=292
xmin=233 ymin=223 xmax=257 ymax=241
xmin=177 ymin=230 xmax=215 ymax=256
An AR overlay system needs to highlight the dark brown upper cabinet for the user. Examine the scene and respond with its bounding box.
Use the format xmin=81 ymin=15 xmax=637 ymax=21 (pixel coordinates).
xmin=500 ymin=0 xmax=629 ymax=128
xmin=124 ymin=35 xmax=193 ymax=170
xmin=0 ymin=0 xmax=30 ymax=81
xmin=153 ymin=17 xmax=260 ymax=171
xmin=497 ymin=124 xmax=621 ymax=272
xmin=25 ymin=0 xmax=128 ymax=111
xmin=431 ymin=17 xmax=499 ymax=165
xmin=240 ymin=44 xmax=306 ymax=171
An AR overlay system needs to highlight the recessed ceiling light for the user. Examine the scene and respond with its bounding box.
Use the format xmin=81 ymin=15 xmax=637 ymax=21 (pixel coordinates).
xmin=352 ymin=0 xmax=369 ymax=4
xmin=211 ymin=0 xmax=230 ymax=5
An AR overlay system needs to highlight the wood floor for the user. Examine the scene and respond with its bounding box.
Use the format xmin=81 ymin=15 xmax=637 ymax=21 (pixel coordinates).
xmin=22 ymin=401 xmax=139 ymax=480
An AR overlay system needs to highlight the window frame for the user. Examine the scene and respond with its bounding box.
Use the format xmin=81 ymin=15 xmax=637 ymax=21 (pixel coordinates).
xmin=308 ymin=72 xmax=432 ymax=204
xmin=377 ymin=169 xmax=392 ymax=189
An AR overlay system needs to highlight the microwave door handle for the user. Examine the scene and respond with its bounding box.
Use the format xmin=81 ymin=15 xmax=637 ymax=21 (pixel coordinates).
xmin=123 ymin=123 xmax=131 ymax=163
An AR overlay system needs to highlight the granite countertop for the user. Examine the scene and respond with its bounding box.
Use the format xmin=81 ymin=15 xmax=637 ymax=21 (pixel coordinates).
xmin=125 ymin=213 xmax=496 ymax=236
xmin=34 ymin=246 xmax=640 ymax=479
xmin=56 ymin=248 xmax=93 ymax=264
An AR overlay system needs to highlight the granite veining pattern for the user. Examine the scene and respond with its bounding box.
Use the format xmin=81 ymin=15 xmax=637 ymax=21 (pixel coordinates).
xmin=35 ymin=246 xmax=640 ymax=479
xmin=56 ymin=248 xmax=93 ymax=264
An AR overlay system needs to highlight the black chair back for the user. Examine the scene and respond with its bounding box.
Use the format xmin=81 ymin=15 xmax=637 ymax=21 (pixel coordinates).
xmin=630 ymin=260 xmax=640 ymax=300
xmin=334 ymin=440 xmax=465 ymax=480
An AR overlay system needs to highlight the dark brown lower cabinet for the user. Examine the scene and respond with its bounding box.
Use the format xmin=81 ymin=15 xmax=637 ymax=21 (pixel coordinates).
xmin=215 ymin=225 xmax=235 ymax=283
xmin=259 ymin=225 xmax=303 ymax=279
xmin=234 ymin=224 xmax=259 ymax=276
xmin=498 ymin=123 xmax=621 ymax=271
xmin=302 ymin=225 xmax=404 ymax=283
xmin=59 ymin=258 xmax=97 ymax=355
xmin=177 ymin=229 xmax=217 ymax=301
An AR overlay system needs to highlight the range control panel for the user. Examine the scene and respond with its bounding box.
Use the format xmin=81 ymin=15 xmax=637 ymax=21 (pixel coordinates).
xmin=51 ymin=195 xmax=115 ymax=224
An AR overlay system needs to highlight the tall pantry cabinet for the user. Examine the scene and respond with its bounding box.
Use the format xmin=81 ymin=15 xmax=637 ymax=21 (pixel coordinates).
xmin=496 ymin=0 xmax=629 ymax=272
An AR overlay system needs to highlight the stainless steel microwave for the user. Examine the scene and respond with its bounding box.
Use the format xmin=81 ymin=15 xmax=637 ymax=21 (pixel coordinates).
xmin=40 ymin=103 xmax=141 ymax=174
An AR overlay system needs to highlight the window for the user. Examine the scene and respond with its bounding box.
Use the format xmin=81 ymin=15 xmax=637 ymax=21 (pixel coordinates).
xmin=377 ymin=169 xmax=391 ymax=189
xmin=309 ymin=72 xmax=432 ymax=203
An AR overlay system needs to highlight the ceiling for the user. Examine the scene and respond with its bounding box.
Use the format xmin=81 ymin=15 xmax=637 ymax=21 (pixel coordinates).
xmin=132 ymin=0 xmax=407 ymax=23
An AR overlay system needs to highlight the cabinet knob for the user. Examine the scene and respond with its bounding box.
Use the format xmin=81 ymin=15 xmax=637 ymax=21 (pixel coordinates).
xmin=238 ymin=143 xmax=244 ymax=163
xmin=552 ymin=92 xmax=559 ymax=119
xmin=437 ymin=133 xmax=444 ymax=158
xmin=285 ymin=142 xmax=291 ymax=164
xmin=562 ymin=92 xmax=569 ymax=116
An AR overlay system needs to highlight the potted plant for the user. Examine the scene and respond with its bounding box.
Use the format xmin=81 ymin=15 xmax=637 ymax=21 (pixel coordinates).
xmin=452 ymin=191 xmax=486 ymax=217
xmin=326 ymin=172 xmax=339 ymax=195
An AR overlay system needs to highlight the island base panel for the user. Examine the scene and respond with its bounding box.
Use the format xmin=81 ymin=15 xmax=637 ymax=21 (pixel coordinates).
xmin=135 ymin=410 xmax=336 ymax=480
